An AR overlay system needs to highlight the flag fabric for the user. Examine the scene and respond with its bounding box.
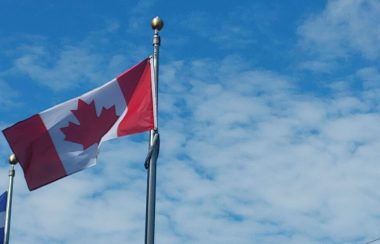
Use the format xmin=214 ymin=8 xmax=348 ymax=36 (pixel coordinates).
xmin=0 ymin=191 xmax=7 ymax=244
xmin=2 ymin=57 xmax=156 ymax=191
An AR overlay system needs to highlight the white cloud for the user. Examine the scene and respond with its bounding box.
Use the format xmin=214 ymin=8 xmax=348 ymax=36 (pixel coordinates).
xmin=6 ymin=23 xmax=148 ymax=92
xmin=297 ymin=60 xmax=335 ymax=73
xmin=298 ymin=0 xmax=380 ymax=60
xmin=153 ymin=57 xmax=380 ymax=243
xmin=356 ymin=66 xmax=380 ymax=89
xmin=0 ymin=79 xmax=19 ymax=109
xmin=14 ymin=45 xmax=105 ymax=91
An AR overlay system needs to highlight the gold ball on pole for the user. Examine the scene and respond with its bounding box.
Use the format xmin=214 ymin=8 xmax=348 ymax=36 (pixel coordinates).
xmin=9 ymin=154 xmax=18 ymax=165
xmin=151 ymin=16 xmax=164 ymax=31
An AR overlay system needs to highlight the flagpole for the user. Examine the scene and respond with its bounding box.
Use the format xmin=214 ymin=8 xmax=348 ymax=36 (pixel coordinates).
xmin=145 ymin=16 xmax=163 ymax=244
xmin=4 ymin=154 xmax=17 ymax=244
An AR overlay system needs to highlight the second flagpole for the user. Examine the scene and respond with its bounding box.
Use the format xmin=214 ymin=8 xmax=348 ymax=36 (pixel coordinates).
xmin=145 ymin=16 xmax=163 ymax=244
xmin=4 ymin=154 xmax=18 ymax=244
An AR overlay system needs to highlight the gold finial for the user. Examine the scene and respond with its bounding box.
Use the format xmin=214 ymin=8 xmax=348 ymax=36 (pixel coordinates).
xmin=9 ymin=154 xmax=18 ymax=165
xmin=151 ymin=16 xmax=164 ymax=31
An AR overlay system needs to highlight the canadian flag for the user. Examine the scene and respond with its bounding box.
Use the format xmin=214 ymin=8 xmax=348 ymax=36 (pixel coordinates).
xmin=2 ymin=57 xmax=156 ymax=190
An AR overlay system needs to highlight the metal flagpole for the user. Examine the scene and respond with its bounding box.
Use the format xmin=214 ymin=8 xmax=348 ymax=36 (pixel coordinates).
xmin=4 ymin=154 xmax=18 ymax=244
xmin=145 ymin=16 xmax=163 ymax=244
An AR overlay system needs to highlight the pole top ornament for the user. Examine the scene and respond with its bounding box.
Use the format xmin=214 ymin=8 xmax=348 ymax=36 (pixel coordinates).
xmin=9 ymin=154 xmax=18 ymax=165
xmin=151 ymin=16 xmax=164 ymax=31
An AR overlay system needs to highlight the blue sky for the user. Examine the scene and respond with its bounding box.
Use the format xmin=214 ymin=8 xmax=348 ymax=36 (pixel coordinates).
xmin=1 ymin=0 xmax=380 ymax=243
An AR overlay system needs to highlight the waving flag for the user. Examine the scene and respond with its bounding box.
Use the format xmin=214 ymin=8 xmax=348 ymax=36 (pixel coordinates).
xmin=0 ymin=191 xmax=6 ymax=244
xmin=2 ymin=57 xmax=156 ymax=190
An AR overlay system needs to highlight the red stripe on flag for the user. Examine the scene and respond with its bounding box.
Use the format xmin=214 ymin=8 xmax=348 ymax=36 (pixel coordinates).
xmin=2 ymin=115 xmax=67 ymax=190
xmin=116 ymin=58 xmax=154 ymax=136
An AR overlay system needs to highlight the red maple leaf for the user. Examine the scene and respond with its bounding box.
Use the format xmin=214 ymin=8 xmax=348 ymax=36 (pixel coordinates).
xmin=61 ymin=99 xmax=119 ymax=149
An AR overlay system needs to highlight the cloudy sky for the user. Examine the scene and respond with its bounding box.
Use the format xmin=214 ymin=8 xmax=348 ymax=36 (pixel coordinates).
xmin=1 ymin=0 xmax=380 ymax=243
